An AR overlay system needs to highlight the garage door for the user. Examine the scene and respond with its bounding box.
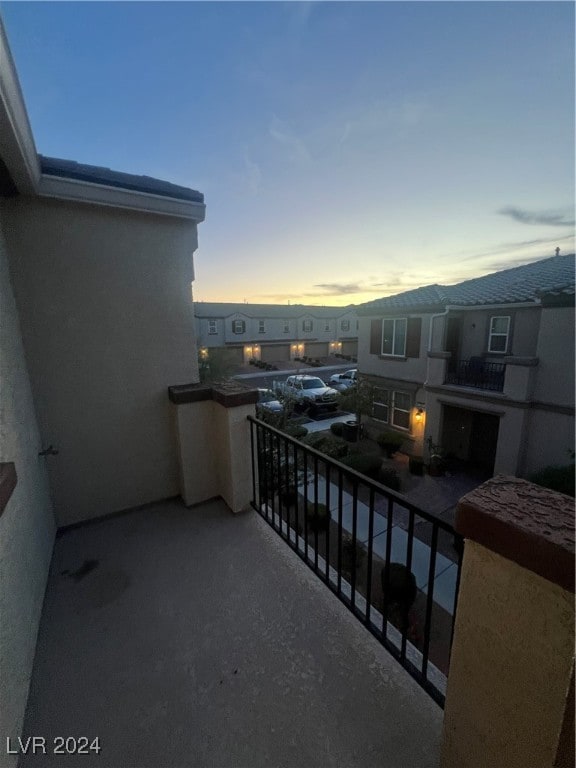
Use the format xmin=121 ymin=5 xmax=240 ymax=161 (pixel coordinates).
xmin=341 ymin=341 xmax=358 ymax=357
xmin=221 ymin=346 xmax=244 ymax=365
xmin=261 ymin=344 xmax=291 ymax=363
xmin=305 ymin=342 xmax=329 ymax=358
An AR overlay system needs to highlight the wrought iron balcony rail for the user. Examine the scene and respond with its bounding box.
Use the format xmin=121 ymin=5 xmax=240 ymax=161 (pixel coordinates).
xmin=445 ymin=358 xmax=506 ymax=392
xmin=248 ymin=416 xmax=464 ymax=707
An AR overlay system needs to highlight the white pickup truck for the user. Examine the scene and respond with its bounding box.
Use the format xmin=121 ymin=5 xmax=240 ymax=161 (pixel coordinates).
xmin=275 ymin=375 xmax=339 ymax=413
xmin=329 ymin=369 xmax=357 ymax=390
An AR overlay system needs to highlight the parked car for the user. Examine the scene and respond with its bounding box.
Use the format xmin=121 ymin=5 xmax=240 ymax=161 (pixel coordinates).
xmin=329 ymin=369 xmax=357 ymax=390
xmin=275 ymin=375 xmax=338 ymax=413
xmin=256 ymin=388 xmax=284 ymax=415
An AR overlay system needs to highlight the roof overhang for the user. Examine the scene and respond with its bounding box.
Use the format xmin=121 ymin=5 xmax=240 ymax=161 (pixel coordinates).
xmin=0 ymin=17 xmax=205 ymax=222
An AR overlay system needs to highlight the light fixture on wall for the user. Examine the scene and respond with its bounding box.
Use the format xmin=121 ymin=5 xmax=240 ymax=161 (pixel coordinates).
xmin=415 ymin=407 xmax=424 ymax=422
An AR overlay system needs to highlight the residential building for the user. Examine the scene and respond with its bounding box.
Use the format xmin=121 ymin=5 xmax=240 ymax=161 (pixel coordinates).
xmin=195 ymin=301 xmax=358 ymax=363
xmin=357 ymin=254 xmax=575 ymax=477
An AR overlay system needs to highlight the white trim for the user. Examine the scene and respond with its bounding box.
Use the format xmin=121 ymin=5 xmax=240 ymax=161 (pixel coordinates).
xmin=38 ymin=174 xmax=206 ymax=222
xmin=0 ymin=19 xmax=41 ymax=193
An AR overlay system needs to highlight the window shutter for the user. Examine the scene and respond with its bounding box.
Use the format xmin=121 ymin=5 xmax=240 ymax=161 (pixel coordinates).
xmin=241 ymin=320 xmax=245 ymax=333
xmin=406 ymin=317 xmax=422 ymax=357
xmin=370 ymin=319 xmax=382 ymax=355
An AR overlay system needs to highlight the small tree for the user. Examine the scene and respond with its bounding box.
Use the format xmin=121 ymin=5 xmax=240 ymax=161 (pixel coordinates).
xmin=198 ymin=348 xmax=237 ymax=384
xmin=337 ymin=376 xmax=375 ymax=442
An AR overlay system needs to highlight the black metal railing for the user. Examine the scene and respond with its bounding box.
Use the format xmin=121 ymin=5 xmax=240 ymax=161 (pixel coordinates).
xmin=445 ymin=358 xmax=506 ymax=391
xmin=248 ymin=416 xmax=464 ymax=707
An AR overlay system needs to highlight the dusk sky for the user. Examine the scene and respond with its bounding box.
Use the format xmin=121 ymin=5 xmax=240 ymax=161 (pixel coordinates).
xmin=2 ymin=1 xmax=574 ymax=306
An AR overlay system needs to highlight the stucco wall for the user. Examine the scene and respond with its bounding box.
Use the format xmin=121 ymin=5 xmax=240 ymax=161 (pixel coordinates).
xmin=456 ymin=307 xmax=540 ymax=360
xmin=0 ymin=205 xmax=55 ymax=768
xmin=4 ymin=196 xmax=200 ymax=526
xmin=533 ymin=306 xmax=575 ymax=406
xmin=523 ymin=408 xmax=576 ymax=476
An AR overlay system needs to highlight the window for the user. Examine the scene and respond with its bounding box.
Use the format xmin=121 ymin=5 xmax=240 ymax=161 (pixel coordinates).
xmin=324 ymin=321 xmax=331 ymax=332
xmin=208 ymin=320 xmax=217 ymax=335
xmin=392 ymin=391 xmax=411 ymax=430
xmin=283 ymin=321 xmax=290 ymax=333
xmin=382 ymin=318 xmax=407 ymax=356
xmin=258 ymin=320 xmax=266 ymax=334
xmin=341 ymin=320 xmax=350 ymax=331
xmin=488 ymin=316 xmax=510 ymax=353
xmin=232 ymin=320 xmax=246 ymax=334
xmin=372 ymin=388 xmax=389 ymax=422
xmin=303 ymin=320 xmax=313 ymax=332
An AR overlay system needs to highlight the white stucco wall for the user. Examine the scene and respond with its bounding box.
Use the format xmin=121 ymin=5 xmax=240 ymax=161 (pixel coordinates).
xmin=0 ymin=205 xmax=55 ymax=768
xmin=4 ymin=196 xmax=200 ymax=526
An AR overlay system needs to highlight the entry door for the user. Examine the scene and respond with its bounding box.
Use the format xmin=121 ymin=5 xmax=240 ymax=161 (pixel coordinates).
xmin=469 ymin=412 xmax=500 ymax=475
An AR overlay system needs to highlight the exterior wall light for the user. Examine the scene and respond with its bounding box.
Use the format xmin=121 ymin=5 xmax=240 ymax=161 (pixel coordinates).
xmin=415 ymin=407 xmax=424 ymax=422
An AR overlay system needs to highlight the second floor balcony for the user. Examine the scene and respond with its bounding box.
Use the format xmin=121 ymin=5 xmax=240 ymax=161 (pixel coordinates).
xmin=444 ymin=358 xmax=506 ymax=392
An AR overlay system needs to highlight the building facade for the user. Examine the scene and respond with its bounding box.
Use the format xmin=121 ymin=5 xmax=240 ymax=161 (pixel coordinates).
xmin=195 ymin=302 xmax=359 ymax=364
xmin=357 ymin=254 xmax=575 ymax=478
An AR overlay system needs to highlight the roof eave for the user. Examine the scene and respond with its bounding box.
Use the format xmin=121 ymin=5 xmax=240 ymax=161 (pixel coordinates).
xmin=38 ymin=173 xmax=206 ymax=222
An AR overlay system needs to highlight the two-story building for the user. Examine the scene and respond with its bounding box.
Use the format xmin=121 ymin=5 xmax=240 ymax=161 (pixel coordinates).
xmin=357 ymin=254 xmax=575 ymax=478
xmin=195 ymin=302 xmax=358 ymax=364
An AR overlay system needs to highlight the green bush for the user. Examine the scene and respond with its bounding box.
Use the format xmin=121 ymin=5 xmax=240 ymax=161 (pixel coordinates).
xmin=376 ymin=431 xmax=405 ymax=457
xmin=378 ymin=466 xmax=401 ymax=491
xmin=340 ymin=452 xmax=382 ymax=480
xmin=330 ymin=421 xmax=345 ymax=437
xmin=284 ymin=425 xmax=308 ymax=440
xmin=528 ymin=464 xmax=575 ymax=498
xmin=305 ymin=502 xmax=330 ymax=532
xmin=301 ymin=433 xmax=350 ymax=460
xmin=381 ymin=562 xmax=417 ymax=610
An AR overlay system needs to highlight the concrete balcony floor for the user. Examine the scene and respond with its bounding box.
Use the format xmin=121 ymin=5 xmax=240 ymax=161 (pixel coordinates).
xmin=20 ymin=498 xmax=442 ymax=768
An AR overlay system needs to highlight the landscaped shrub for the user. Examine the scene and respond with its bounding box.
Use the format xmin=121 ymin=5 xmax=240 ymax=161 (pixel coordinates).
xmin=340 ymin=452 xmax=382 ymax=480
xmin=376 ymin=430 xmax=405 ymax=457
xmin=378 ymin=466 xmax=401 ymax=491
xmin=305 ymin=502 xmax=330 ymax=532
xmin=301 ymin=433 xmax=350 ymax=460
xmin=528 ymin=464 xmax=575 ymax=497
xmin=409 ymin=456 xmax=425 ymax=476
xmin=381 ymin=562 xmax=417 ymax=611
xmin=341 ymin=533 xmax=366 ymax=578
xmin=284 ymin=425 xmax=308 ymax=440
xmin=330 ymin=421 xmax=345 ymax=437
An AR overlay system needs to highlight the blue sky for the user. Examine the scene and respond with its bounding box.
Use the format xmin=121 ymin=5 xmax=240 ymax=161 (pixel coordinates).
xmin=2 ymin=1 xmax=574 ymax=305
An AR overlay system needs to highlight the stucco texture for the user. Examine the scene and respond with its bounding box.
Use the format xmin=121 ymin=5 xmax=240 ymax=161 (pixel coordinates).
xmin=4 ymin=196 xmax=200 ymax=525
xmin=0 ymin=205 xmax=55 ymax=768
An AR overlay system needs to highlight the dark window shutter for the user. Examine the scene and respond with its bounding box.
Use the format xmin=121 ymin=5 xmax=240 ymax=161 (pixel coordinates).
xmin=241 ymin=320 xmax=245 ymax=333
xmin=370 ymin=319 xmax=382 ymax=355
xmin=406 ymin=317 xmax=422 ymax=357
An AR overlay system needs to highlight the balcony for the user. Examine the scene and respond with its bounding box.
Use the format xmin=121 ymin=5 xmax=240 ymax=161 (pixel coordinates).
xmin=444 ymin=358 xmax=506 ymax=392
xmin=19 ymin=497 xmax=443 ymax=768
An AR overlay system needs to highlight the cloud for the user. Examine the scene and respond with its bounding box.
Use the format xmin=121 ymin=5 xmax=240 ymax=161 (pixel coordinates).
xmin=313 ymin=282 xmax=364 ymax=295
xmin=498 ymin=207 xmax=575 ymax=227
xmin=269 ymin=115 xmax=311 ymax=164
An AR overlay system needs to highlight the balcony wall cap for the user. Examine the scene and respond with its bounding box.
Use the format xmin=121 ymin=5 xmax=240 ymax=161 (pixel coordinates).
xmin=427 ymin=351 xmax=451 ymax=359
xmin=502 ymin=356 xmax=539 ymax=366
xmin=0 ymin=462 xmax=17 ymax=517
xmin=168 ymin=381 xmax=258 ymax=408
xmin=456 ymin=475 xmax=575 ymax=593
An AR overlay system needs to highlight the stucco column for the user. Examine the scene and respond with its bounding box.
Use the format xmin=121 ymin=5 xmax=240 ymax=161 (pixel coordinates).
xmin=503 ymin=356 xmax=539 ymax=400
xmin=426 ymin=350 xmax=450 ymax=386
xmin=169 ymin=382 xmax=257 ymax=513
xmin=441 ymin=476 xmax=575 ymax=768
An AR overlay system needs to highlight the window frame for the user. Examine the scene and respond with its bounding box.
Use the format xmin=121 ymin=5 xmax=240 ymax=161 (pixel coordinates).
xmin=258 ymin=320 xmax=266 ymax=334
xmin=302 ymin=319 xmax=313 ymax=333
xmin=381 ymin=317 xmax=408 ymax=357
xmin=208 ymin=320 xmax=217 ymax=335
xmin=372 ymin=388 xmax=390 ymax=423
xmin=232 ymin=319 xmax=246 ymax=335
xmin=488 ymin=315 xmax=510 ymax=354
xmin=340 ymin=320 xmax=350 ymax=332
xmin=392 ymin=391 xmax=411 ymax=431
xmin=283 ymin=321 xmax=290 ymax=334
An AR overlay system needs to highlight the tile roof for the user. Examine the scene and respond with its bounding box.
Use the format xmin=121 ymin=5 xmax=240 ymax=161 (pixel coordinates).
xmin=194 ymin=302 xmax=356 ymax=319
xmin=39 ymin=156 xmax=204 ymax=203
xmin=358 ymin=254 xmax=575 ymax=314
